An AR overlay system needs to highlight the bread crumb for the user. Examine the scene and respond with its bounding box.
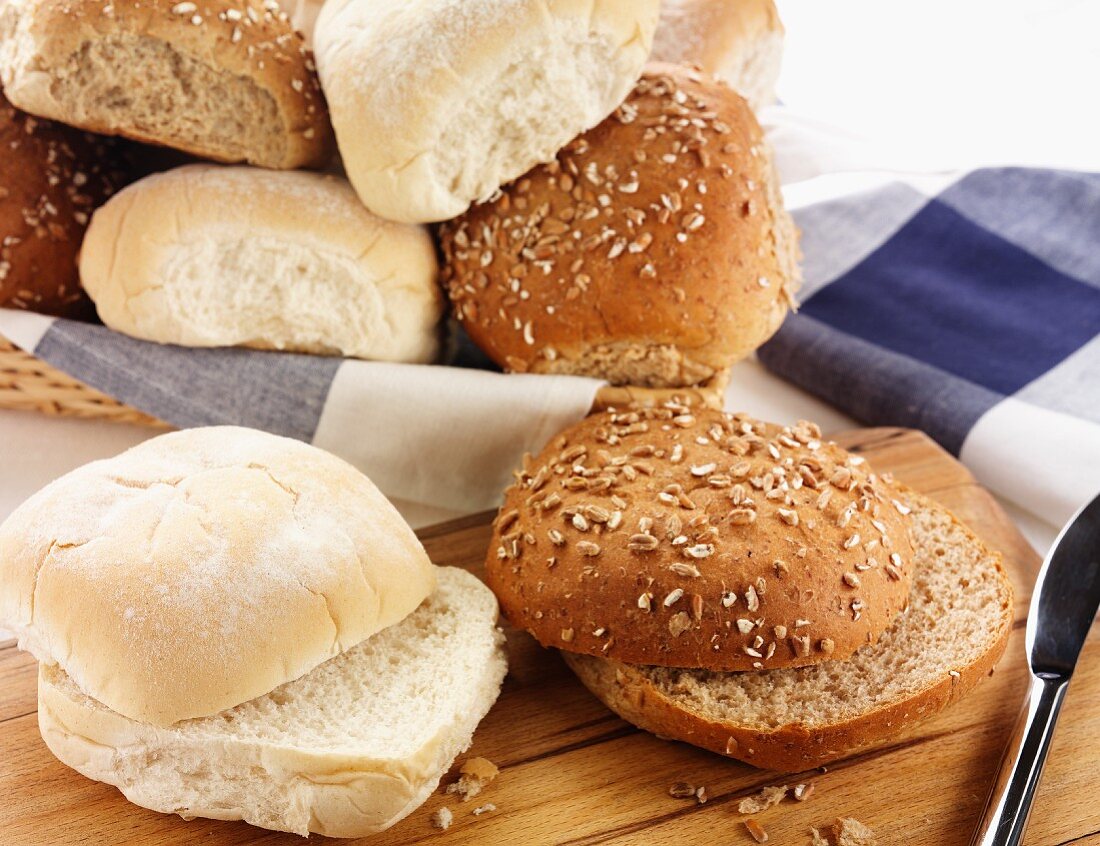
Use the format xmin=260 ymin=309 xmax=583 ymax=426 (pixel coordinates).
xmin=668 ymin=781 xmax=696 ymax=799
xmin=793 ymin=782 xmax=815 ymax=801
xmin=695 ymin=785 xmax=708 ymax=804
xmin=431 ymin=807 xmax=453 ymax=830
xmin=446 ymin=757 xmax=499 ymax=801
xmin=745 ymin=818 xmax=769 ymax=843
xmin=738 ymin=784 xmax=788 ymax=814
xmin=833 ymin=817 xmax=877 ymax=846
xmin=472 ymin=803 xmax=496 ymax=816
xmin=810 ymin=827 xmax=830 ymax=846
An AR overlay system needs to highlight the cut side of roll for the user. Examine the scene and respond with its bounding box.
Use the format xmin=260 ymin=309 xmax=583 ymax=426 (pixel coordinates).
xmin=80 ymin=165 xmax=442 ymax=363
xmin=0 ymin=0 xmax=333 ymax=169
xmin=38 ymin=567 xmax=507 ymax=839
xmin=565 ymin=491 xmax=1014 ymax=772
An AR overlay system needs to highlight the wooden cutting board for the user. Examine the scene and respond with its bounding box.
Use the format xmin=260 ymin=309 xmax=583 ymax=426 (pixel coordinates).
xmin=1 ymin=428 xmax=1098 ymax=846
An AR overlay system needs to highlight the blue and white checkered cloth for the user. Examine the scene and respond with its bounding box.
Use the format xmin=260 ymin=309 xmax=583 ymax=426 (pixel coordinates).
xmin=2 ymin=166 xmax=1097 ymax=526
xmin=761 ymin=167 xmax=1100 ymax=525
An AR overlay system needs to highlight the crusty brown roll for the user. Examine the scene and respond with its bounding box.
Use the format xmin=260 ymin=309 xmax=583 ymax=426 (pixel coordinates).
xmin=651 ymin=0 xmax=785 ymax=112
xmin=0 ymin=92 xmax=133 ymax=317
xmin=485 ymin=407 xmax=915 ymax=673
xmin=439 ymin=63 xmax=799 ymax=389
xmin=0 ymin=0 xmax=334 ymax=169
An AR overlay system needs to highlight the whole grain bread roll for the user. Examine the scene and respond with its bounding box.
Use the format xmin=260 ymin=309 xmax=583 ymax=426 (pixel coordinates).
xmin=651 ymin=0 xmax=785 ymax=112
xmin=485 ymin=407 xmax=914 ymax=672
xmin=0 ymin=0 xmax=334 ymax=169
xmin=439 ymin=64 xmax=800 ymax=388
xmin=80 ymin=164 xmax=442 ymax=363
xmin=313 ymin=0 xmax=661 ymax=223
xmin=0 ymin=92 xmax=136 ymax=317
xmin=0 ymin=426 xmax=437 ymax=727
xmin=565 ymin=490 xmax=1014 ymax=771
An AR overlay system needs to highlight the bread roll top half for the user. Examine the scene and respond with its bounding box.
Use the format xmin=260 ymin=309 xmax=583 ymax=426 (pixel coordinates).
xmin=80 ymin=164 xmax=443 ymax=363
xmin=440 ymin=63 xmax=800 ymax=387
xmin=486 ymin=407 xmax=915 ymax=672
xmin=0 ymin=426 xmax=437 ymax=726
xmin=314 ymin=0 xmax=662 ymax=223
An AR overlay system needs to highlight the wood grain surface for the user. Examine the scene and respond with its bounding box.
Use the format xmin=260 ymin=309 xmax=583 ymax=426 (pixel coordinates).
xmin=1 ymin=428 xmax=1097 ymax=846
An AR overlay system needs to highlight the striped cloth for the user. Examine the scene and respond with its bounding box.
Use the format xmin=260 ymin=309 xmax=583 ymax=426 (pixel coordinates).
xmin=3 ymin=165 xmax=1097 ymax=527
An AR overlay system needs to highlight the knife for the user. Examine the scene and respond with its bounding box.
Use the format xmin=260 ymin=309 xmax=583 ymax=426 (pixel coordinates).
xmin=971 ymin=491 xmax=1100 ymax=846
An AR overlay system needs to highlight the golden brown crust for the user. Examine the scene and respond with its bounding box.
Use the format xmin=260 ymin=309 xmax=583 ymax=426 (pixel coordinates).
xmin=562 ymin=491 xmax=1015 ymax=772
xmin=439 ymin=63 xmax=800 ymax=388
xmin=485 ymin=407 xmax=914 ymax=672
xmin=1 ymin=0 xmax=333 ymax=168
xmin=0 ymin=92 xmax=135 ymax=317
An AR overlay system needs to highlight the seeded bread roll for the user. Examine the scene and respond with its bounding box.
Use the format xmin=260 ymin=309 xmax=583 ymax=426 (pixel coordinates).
xmin=565 ymin=490 xmax=1014 ymax=771
xmin=485 ymin=407 xmax=914 ymax=673
xmin=314 ymin=0 xmax=661 ymax=223
xmin=439 ymin=64 xmax=799 ymax=388
xmin=0 ymin=93 xmax=135 ymax=317
xmin=0 ymin=426 xmax=437 ymax=727
xmin=0 ymin=0 xmax=334 ymax=169
xmin=651 ymin=0 xmax=784 ymax=112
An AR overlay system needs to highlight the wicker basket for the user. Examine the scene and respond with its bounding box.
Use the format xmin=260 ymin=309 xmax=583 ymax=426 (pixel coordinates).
xmin=0 ymin=335 xmax=164 ymax=426
xmin=0 ymin=333 xmax=726 ymax=425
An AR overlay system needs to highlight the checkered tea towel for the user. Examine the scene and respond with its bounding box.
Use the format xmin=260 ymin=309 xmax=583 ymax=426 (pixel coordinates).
xmin=759 ymin=167 xmax=1100 ymax=526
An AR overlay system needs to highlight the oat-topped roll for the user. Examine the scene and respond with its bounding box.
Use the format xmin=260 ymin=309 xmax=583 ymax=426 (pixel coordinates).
xmin=440 ymin=63 xmax=800 ymax=388
xmin=486 ymin=406 xmax=914 ymax=673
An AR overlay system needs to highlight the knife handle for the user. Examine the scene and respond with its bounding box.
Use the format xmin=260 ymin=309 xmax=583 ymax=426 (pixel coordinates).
xmin=970 ymin=674 xmax=1071 ymax=846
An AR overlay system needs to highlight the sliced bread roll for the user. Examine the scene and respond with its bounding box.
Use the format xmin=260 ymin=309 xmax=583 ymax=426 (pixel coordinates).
xmin=38 ymin=567 xmax=508 ymax=838
xmin=80 ymin=165 xmax=442 ymax=363
xmin=565 ymin=490 xmax=1014 ymax=771
xmin=0 ymin=0 xmax=333 ymax=168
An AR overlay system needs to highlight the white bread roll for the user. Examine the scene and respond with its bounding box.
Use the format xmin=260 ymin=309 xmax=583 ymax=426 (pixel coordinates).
xmin=313 ymin=0 xmax=662 ymax=224
xmin=80 ymin=164 xmax=443 ymax=363
xmin=0 ymin=426 xmax=437 ymax=727
xmin=651 ymin=0 xmax=784 ymax=112
xmin=38 ymin=567 xmax=507 ymax=838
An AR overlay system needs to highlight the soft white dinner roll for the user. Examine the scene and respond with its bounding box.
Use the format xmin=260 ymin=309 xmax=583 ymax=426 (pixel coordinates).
xmin=38 ymin=567 xmax=507 ymax=837
xmin=0 ymin=426 xmax=438 ymax=727
xmin=651 ymin=0 xmax=784 ymax=112
xmin=80 ymin=164 xmax=443 ymax=362
xmin=313 ymin=0 xmax=662 ymax=224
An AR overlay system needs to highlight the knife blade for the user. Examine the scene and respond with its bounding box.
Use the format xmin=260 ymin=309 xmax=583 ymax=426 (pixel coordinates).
xmin=971 ymin=490 xmax=1100 ymax=846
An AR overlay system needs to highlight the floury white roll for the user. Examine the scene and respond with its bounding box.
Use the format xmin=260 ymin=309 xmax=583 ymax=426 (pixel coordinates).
xmin=0 ymin=427 xmax=508 ymax=836
xmin=312 ymin=0 xmax=662 ymax=223
xmin=79 ymin=165 xmax=443 ymax=363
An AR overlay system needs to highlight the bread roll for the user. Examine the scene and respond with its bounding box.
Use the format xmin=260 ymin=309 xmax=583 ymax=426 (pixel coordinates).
xmin=651 ymin=0 xmax=784 ymax=111
xmin=0 ymin=426 xmax=437 ymax=726
xmin=439 ymin=64 xmax=800 ymax=388
xmin=0 ymin=0 xmax=333 ymax=169
xmin=80 ymin=164 xmax=442 ymax=363
xmin=486 ymin=407 xmax=914 ymax=672
xmin=0 ymin=92 xmax=133 ymax=317
xmin=565 ymin=490 xmax=1014 ymax=770
xmin=313 ymin=0 xmax=662 ymax=223
xmin=39 ymin=567 xmax=506 ymax=837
